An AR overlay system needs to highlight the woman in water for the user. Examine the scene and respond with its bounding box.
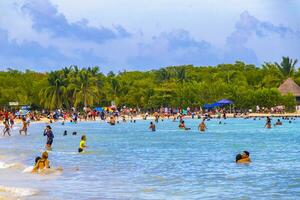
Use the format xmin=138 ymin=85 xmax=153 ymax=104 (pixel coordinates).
xmin=198 ymin=119 xmax=207 ymax=132
xmin=44 ymin=125 xmax=54 ymax=150
xmin=32 ymin=151 xmax=50 ymax=172
xmin=19 ymin=118 xmax=28 ymax=135
xmin=265 ymin=116 xmax=271 ymax=128
xmin=179 ymin=121 xmax=190 ymax=130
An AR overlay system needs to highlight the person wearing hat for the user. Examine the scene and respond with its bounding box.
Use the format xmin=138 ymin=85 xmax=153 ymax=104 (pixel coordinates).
xmin=44 ymin=125 xmax=54 ymax=150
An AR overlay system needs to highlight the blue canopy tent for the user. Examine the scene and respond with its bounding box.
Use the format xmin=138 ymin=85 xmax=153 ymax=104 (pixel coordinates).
xmin=203 ymin=103 xmax=222 ymax=109
xmin=217 ymin=99 xmax=233 ymax=105
xmin=94 ymin=107 xmax=103 ymax=112
xmin=216 ymin=99 xmax=234 ymax=113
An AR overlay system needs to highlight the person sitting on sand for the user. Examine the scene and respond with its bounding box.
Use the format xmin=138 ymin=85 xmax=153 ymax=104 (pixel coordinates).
xmin=44 ymin=125 xmax=54 ymax=150
xmin=179 ymin=121 xmax=190 ymax=130
xmin=149 ymin=122 xmax=156 ymax=132
xmin=198 ymin=119 xmax=207 ymax=132
xmin=275 ymin=119 xmax=282 ymax=126
xmin=265 ymin=116 xmax=271 ymax=129
xmin=32 ymin=151 xmax=50 ymax=172
xmin=19 ymin=118 xmax=28 ymax=135
xmin=78 ymin=135 xmax=87 ymax=153
xmin=236 ymin=151 xmax=251 ymax=164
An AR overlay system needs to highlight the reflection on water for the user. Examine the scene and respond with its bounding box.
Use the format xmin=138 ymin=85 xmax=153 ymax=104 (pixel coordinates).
xmin=0 ymin=118 xmax=300 ymax=199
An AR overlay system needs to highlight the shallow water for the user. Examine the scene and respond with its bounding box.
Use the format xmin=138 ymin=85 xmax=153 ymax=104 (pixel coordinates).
xmin=0 ymin=118 xmax=300 ymax=199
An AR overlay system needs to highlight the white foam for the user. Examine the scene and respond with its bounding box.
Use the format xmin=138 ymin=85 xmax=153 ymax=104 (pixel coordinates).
xmin=22 ymin=166 xmax=34 ymax=173
xmin=0 ymin=161 xmax=16 ymax=169
xmin=0 ymin=185 xmax=38 ymax=197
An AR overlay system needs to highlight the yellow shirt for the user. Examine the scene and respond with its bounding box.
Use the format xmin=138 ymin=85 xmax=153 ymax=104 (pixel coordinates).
xmin=79 ymin=140 xmax=86 ymax=149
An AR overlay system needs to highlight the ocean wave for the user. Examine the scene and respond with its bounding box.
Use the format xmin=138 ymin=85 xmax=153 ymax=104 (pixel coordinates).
xmin=0 ymin=185 xmax=38 ymax=197
xmin=0 ymin=161 xmax=24 ymax=169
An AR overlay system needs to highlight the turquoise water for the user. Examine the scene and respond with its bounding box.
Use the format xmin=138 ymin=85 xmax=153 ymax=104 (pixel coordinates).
xmin=1 ymin=118 xmax=300 ymax=199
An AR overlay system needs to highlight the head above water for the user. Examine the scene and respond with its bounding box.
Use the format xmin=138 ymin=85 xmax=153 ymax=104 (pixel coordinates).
xmin=42 ymin=151 xmax=48 ymax=159
xmin=243 ymin=151 xmax=250 ymax=157
xmin=46 ymin=125 xmax=52 ymax=130
xmin=236 ymin=154 xmax=242 ymax=162
xmin=81 ymin=135 xmax=86 ymax=141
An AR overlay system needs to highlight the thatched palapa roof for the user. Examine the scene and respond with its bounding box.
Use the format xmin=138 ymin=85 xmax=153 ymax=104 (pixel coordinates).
xmin=278 ymin=78 xmax=300 ymax=96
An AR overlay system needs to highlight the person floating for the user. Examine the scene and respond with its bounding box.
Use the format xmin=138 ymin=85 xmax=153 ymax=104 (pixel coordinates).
xmin=32 ymin=151 xmax=50 ymax=172
xmin=149 ymin=122 xmax=156 ymax=132
xmin=198 ymin=119 xmax=207 ymax=132
xmin=78 ymin=135 xmax=87 ymax=153
xmin=44 ymin=125 xmax=54 ymax=150
xmin=236 ymin=151 xmax=251 ymax=164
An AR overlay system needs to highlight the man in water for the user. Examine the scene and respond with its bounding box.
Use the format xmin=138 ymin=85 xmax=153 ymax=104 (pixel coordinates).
xmin=44 ymin=125 xmax=54 ymax=150
xmin=149 ymin=122 xmax=156 ymax=132
xmin=198 ymin=119 xmax=207 ymax=132
xmin=78 ymin=135 xmax=87 ymax=153
xmin=19 ymin=118 xmax=28 ymax=135
xmin=32 ymin=151 xmax=50 ymax=172
xmin=236 ymin=151 xmax=251 ymax=164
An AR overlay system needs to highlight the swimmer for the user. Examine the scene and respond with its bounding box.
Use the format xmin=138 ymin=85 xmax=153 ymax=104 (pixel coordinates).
xmin=78 ymin=135 xmax=87 ymax=153
xmin=44 ymin=125 xmax=54 ymax=150
xmin=275 ymin=119 xmax=282 ymax=126
xmin=63 ymin=130 xmax=67 ymax=136
xmin=149 ymin=122 xmax=156 ymax=132
xmin=198 ymin=119 xmax=207 ymax=132
xmin=236 ymin=151 xmax=251 ymax=164
xmin=32 ymin=151 xmax=50 ymax=172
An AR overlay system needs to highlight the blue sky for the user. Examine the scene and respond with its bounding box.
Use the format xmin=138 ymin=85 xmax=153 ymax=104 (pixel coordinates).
xmin=0 ymin=0 xmax=299 ymax=72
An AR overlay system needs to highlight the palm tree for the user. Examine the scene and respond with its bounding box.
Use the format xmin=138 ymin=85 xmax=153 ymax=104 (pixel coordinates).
xmin=69 ymin=69 xmax=99 ymax=108
xmin=176 ymin=67 xmax=186 ymax=83
xmin=39 ymin=71 xmax=69 ymax=109
xmin=275 ymin=57 xmax=298 ymax=78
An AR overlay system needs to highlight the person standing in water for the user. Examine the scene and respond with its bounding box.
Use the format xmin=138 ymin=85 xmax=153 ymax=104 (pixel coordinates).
xmin=78 ymin=135 xmax=87 ymax=153
xmin=19 ymin=118 xmax=28 ymax=135
xmin=265 ymin=116 xmax=271 ymax=129
xmin=44 ymin=125 xmax=54 ymax=150
xmin=149 ymin=122 xmax=156 ymax=132
xmin=198 ymin=119 xmax=207 ymax=132
xmin=3 ymin=120 xmax=11 ymax=136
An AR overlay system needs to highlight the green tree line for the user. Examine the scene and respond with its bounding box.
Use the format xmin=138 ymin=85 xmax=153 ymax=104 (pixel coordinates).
xmin=0 ymin=57 xmax=299 ymax=112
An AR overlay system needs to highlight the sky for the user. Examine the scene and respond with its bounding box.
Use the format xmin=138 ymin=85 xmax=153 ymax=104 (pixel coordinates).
xmin=0 ymin=0 xmax=299 ymax=72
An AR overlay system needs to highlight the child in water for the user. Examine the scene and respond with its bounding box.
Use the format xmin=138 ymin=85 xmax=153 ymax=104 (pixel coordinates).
xmin=78 ymin=135 xmax=87 ymax=153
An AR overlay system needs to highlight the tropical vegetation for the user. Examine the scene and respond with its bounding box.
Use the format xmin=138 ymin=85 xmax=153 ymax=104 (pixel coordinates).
xmin=0 ymin=57 xmax=299 ymax=112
